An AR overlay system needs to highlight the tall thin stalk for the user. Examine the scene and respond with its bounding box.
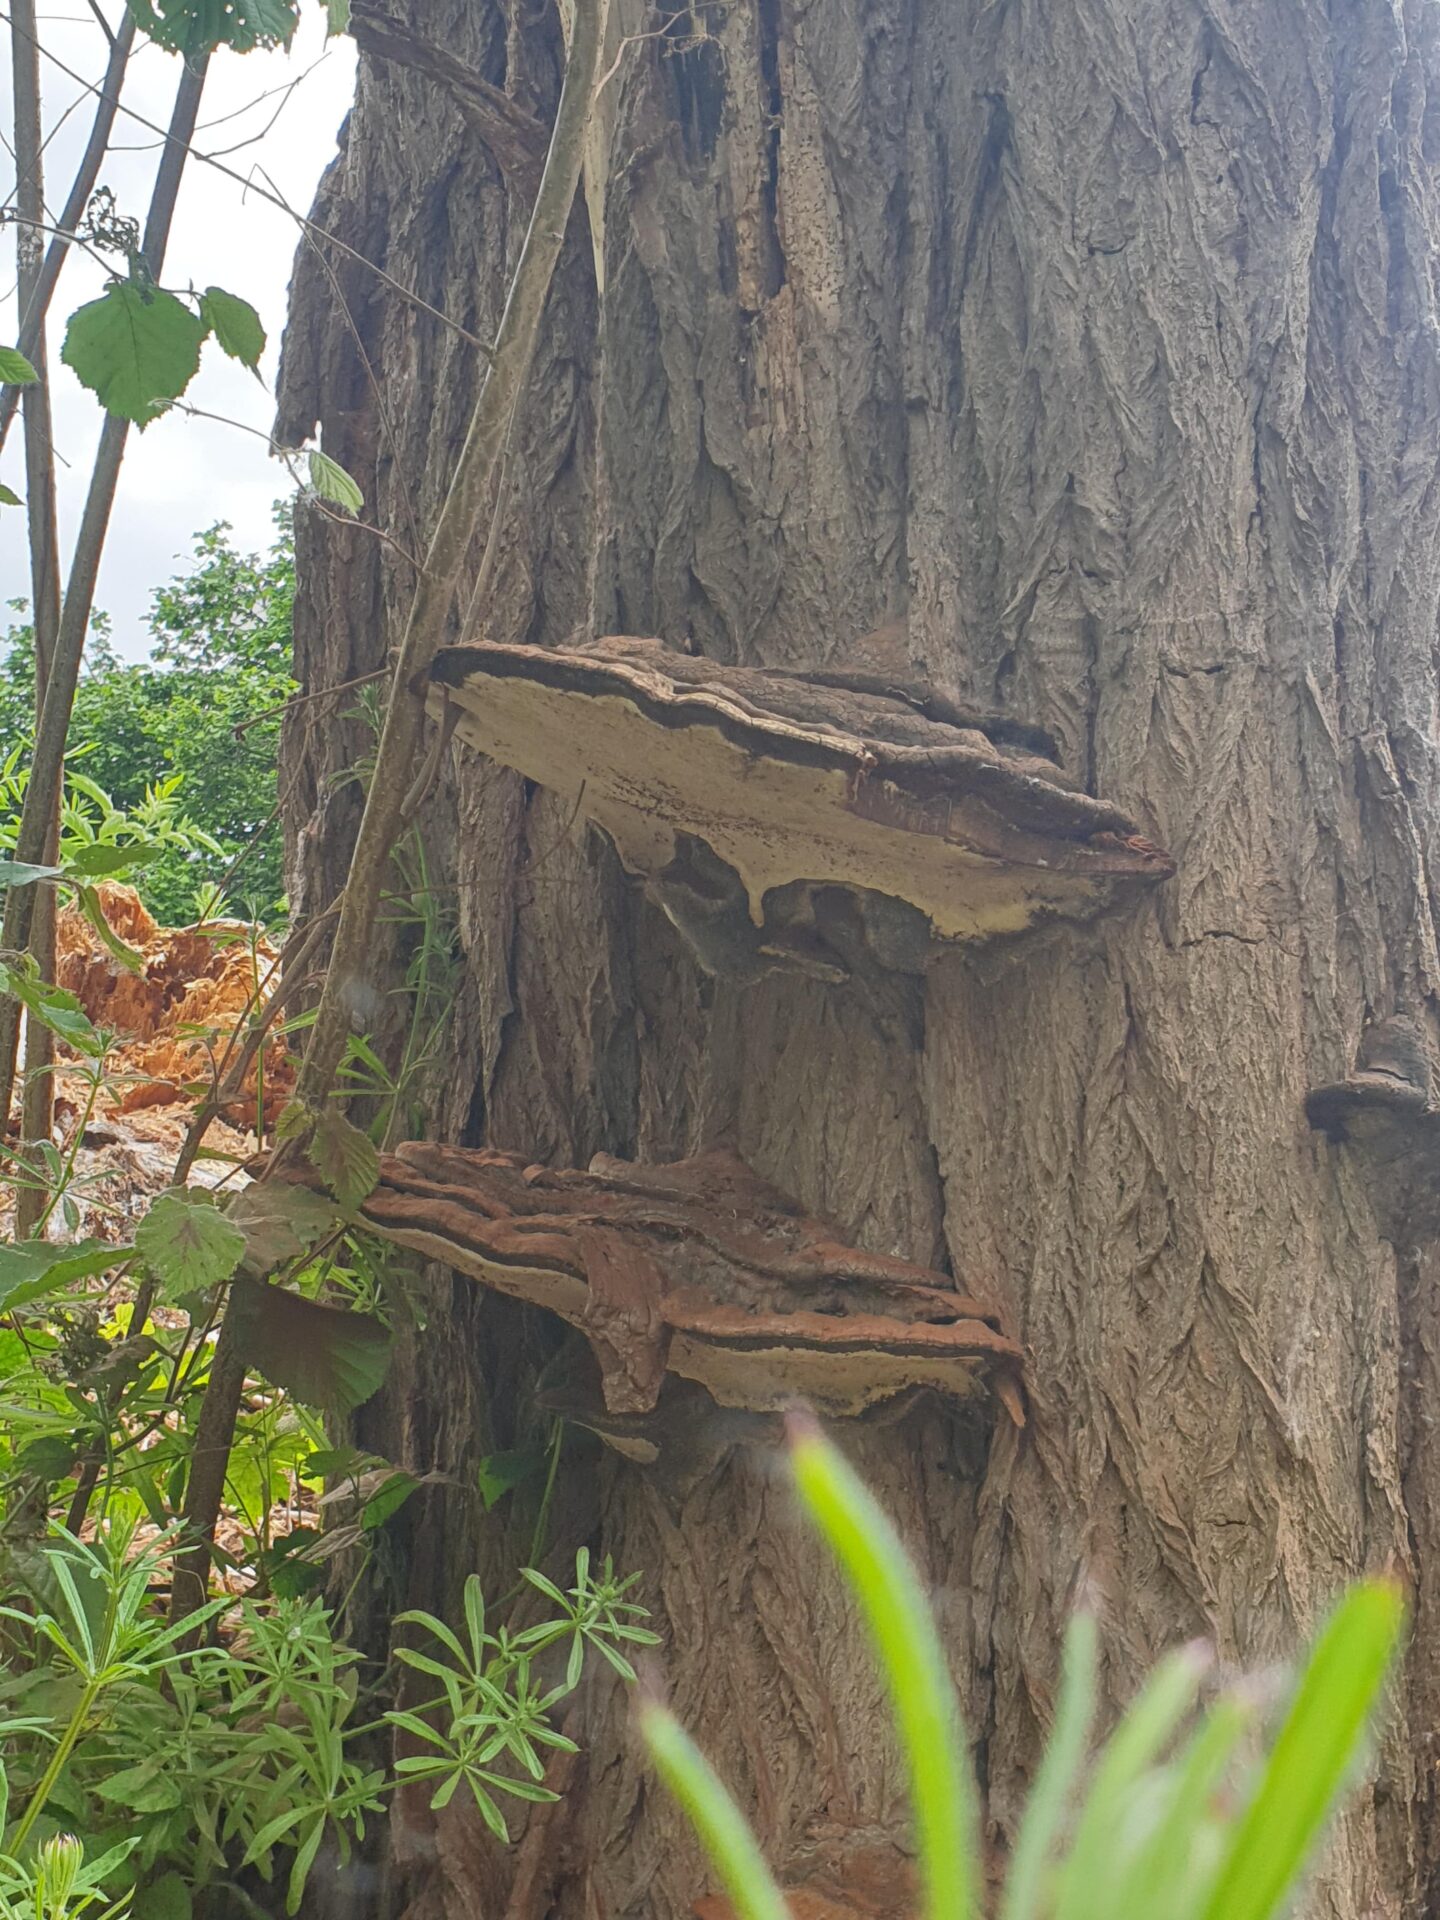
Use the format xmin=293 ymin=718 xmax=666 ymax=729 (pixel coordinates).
xmin=0 ymin=50 xmax=211 ymax=1129
xmin=10 ymin=0 xmax=67 ymax=1230
xmin=0 ymin=9 xmax=137 ymax=461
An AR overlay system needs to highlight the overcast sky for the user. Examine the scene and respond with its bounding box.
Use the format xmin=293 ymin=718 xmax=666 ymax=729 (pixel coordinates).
xmin=1 ymin=3 xmax=358 ymax=658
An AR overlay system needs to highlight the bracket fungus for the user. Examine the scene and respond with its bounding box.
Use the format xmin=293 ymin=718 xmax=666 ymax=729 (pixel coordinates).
xmin=307 ymin=1141 xmax=1023 ymax=1427
xmin=428 ymin=636 xmax=1173 ymax=979
xmin=1306 ymin=1016 xmax=1440 ymax=1243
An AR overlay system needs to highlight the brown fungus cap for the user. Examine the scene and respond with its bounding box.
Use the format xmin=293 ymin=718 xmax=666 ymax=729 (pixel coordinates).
xmin=428 ymin=636 xmax=1173 ymax=968
xmin=287 ymin=1141 xmax=1024 ymax=1427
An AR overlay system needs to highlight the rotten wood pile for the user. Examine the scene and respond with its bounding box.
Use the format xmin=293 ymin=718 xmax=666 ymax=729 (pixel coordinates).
xmin=297 ymin=1141 xmax=1024 ymax=1429
xmin=428 ymin=636 xmax=1174 ymax=978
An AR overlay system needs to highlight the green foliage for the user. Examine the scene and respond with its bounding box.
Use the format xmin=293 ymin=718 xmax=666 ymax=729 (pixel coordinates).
xmin=227 ymin=1277 xmax=391 ymax=1414
xmin=195 ymin=290 xmax=265 ymax=372
xmin=0 ymin=512 xmax=295 ymax=922
xmin=646 ymin=1425 xmax=1405 ymax=1920
xmin=0 ymin=351 xmax=37 ymax=388
xmin=306 ymin=451 xmax=363 ymax=516
xmin=388 ymin=1553 xmax=658 ymax=1835
xmin=124 ymin=0 xmax=299 ymax=56
xmin=134 ymin=1193 xmax=245 ymax=1300
xmin=61 ymin=285 xmax=206 ymax=429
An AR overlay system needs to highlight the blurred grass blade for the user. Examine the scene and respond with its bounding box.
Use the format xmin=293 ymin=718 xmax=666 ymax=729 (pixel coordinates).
xmin=1196 ymin=1580 xmax=1404 ymax=1920
xmin=1000 ymin=1613 xmax=1098 ymax=1920
xmin=1053 ymin=1643 xmax=1208 ymax=1920
xmin=1111 ymin=1693 xmax=1253 ymax=1920
xmin=789 ymin=1420 xmax=978 ymax=1920
xmin=641 ymin=1702 xmax=790 ymax=1920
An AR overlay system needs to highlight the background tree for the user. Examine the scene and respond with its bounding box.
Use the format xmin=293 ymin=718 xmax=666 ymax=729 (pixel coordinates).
xmin=276 ymin=2 xmax=1440 ymax=1916
xmin=0 ymin=515 xmax=294 ymax=921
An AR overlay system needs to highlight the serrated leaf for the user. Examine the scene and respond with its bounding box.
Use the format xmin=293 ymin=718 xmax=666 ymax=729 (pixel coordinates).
xmin=323 ymin=0 xmax=349 ymax=32
xmin=0 ymin=348 xmax=38 ymax=385
xmin=0 ymin=1239 xmax=129 ymax=1310
xmin=61 ymin=281 xmax=206 ymax=427
xmin=65 ymin=842 xmax=163 ymax=877
xmin=307 ymin=448 xmax=364 ymax=515
xmin=135 ymin=1189 xmax=246 ymax=1298
xmin=199 ymin=286 xmax=266 ymax=369
xmin=0 ymin=484 xmax=21 ymax=507
xmin=273 ymin=1100 xmax=311 ymax=1145
xmin=125 ymin=0 xmax=298 ymax=54
xmin=227 ymin=1183 xmax=341 ymax=1277
xmin=228 ymin=1276 xmax=391 ymax=1412
xmin=308 ymin=1107 xmax=379 ymax=1208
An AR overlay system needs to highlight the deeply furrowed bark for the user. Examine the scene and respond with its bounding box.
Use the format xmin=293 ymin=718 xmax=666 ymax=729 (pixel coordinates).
xmin=278 ymin=2 xmax=1440 ymax=1914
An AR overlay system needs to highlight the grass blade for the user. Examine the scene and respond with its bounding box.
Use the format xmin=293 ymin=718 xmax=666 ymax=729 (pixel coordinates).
xmin=1000 ymin=1613 xmax=1098 ymax=1920
xmin=1053 ymin=1643 xmax=1208 ymax=1920
xmin=789 ymin=1419 xmax=978 ymax=1920
xmin=641 ymin=1702 xmax=791 ymax=1920
xmin=1196 ymin=1580 xmax=1404 ymax=1920
xmin=1110 ymin=1693 xmax=1252 ymax=1920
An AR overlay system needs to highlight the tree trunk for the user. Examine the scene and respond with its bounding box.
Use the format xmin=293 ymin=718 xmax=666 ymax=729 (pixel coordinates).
xmin=277 ymin=2 xmax=1440 ymax=1914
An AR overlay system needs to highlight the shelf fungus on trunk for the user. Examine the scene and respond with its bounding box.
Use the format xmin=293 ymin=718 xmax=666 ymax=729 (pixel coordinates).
xmin=427 ymin=636 xmax=1174 ymax=979
xmin=1306 ymin=1016 xmax=1440 ymax=1243
xmin=313 ymin=1141 xmax=1024 ymax=1427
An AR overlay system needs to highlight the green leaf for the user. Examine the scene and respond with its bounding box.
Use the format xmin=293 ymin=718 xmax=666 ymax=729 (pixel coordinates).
xmin=476 ymin=1446 xmax=547 ymax=1511
xmin=227 ymin=1182 xmax=341 ymax=1277
xmin=0 ymin=1239 xmax=128 ymax=1310
xmin=0 ymin=347 xmax=38 ymax=385
xmin=140 ymin=1872 xmax=193 ymax=1920
xmin=199 ymin=286 xmax=266 ymax=369
xmin=307 ymin=1106 xmax=379 ymax=1208
xmin=1000 ymin=1614 xmax=1098 ymax=1920
xmin=0 ymin=965 xmax=105 ymax=1055
xmin=1197 ymin=1580 xmax=1405 ymax=1920
xmin=790 ymin=1421 xmax=979 ymax=1920
xmin=641 ymin=1704 xmax=790 ymax=1920
xmin=95 ymin=1764 xmax=183 ymax=1813
xmin=323 ymin=0 xmax=349 ymax=32
xmin=75 ymin=882 xmax=145 ymax=972
xmin=65 ymin=841 xmax=163 ymax=877
xmin=125 ymin=0 xmax=298 ymax=55
xmin=135 ymin=1188 xmax=247 ymax=1297
xmin=361 ymin=1467 xmax=420 ymax=1530
xmin=15 ymin=1436 xmax=80 ymax=1480
xmin=307 ymin=448 xmax=364 ymax=515
xmin=228 ymin=1275 xmax=392 ymax=1412
xmin=0 ymin=483 xmax=21 ymax=506
xmin=61 ymin=281 xmax=206 ymax=426
xmin=0 ymin=860 xmax=63 ymax=889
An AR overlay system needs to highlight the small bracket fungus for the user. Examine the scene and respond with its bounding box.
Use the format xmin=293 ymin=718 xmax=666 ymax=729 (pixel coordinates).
xmin=310 ymin=1141 xmax=1023 ymax=1426
xmin=428 ymin=637 xmax=1173 ymax=978
xmin=1306 ymin=1016 xmax=1440 ymax=1243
